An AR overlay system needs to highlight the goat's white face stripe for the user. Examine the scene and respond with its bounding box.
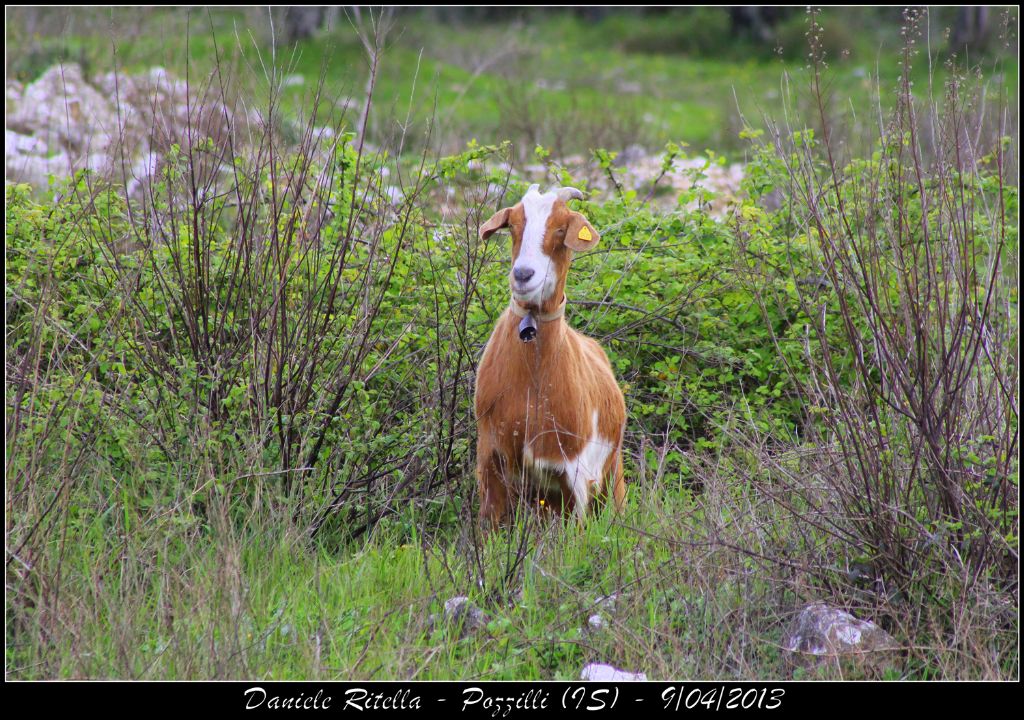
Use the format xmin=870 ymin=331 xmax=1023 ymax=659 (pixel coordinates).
xmin=512 ymin=186 xmax=558 ymax=306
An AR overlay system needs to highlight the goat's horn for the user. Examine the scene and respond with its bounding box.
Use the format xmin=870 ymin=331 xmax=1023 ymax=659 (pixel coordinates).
xmin=555 ymin=186 xmax=585 ymax=202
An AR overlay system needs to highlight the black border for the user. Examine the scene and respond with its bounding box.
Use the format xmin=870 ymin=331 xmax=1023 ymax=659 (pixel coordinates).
xmin=4 ymin=679 xmax=1017 ymax=714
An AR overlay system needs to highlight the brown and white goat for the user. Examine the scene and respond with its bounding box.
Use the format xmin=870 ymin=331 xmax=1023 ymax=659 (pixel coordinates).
xmin=474 ymin=185 xmax=626 ymax=528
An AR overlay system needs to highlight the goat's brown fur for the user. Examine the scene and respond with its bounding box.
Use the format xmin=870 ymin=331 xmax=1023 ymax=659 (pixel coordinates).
xmin=474 ymin=190 xmax=626 ymax=528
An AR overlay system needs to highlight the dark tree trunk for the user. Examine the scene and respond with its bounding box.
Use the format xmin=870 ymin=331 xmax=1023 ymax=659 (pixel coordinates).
xmin=727 ymin=6 xmax=791 ymax=43
xmin=282 ymin=6 xmax=324 ymax=45
xmin=953 ymin=6 xmax=991 ymax=50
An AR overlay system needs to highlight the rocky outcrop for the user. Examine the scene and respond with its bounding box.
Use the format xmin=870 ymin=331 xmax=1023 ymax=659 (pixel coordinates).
xmin=517 ymin=148 xmax=744 ymax=219
xmin=6 ymin=64 xmax=233 ymax=192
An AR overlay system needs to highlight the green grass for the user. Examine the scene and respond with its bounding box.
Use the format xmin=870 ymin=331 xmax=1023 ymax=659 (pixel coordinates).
xmin=11 ymin=438 xmax=1014 ymax=680
xmin=7 ymin=447 xmax=802 ymax=680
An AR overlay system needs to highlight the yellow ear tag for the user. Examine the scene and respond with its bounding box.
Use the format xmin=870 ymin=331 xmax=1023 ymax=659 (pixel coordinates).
xmin=578 ymin=226 xmax=592 ymax=242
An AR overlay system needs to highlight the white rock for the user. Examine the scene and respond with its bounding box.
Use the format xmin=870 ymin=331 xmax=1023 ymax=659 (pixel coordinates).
xmin=6 ymin=80 xmax=24 ymax=108
xmin=8 ymin=64 xmax=116 ymax=153
xmin=580 ymin=663 xmax=647 ymax=682
xmin=125 ymin=152 xmax=160 ymax=196
xmin=6 ymin=150 xmax=69 ymax=186
xmin=439 ymin=595 xmax=491 ymax=639
xmin=85 ymin=152 xmax=111 ymax=173
xmin=444 ymin=596 xmax=470 ymax=615
xmin=783 ymin=602 xmax=898 ymax=663
xmin=534 ymin=78 xmax=566 ymax=91
xmin=5 ymin=130 xmax=47 ymax=155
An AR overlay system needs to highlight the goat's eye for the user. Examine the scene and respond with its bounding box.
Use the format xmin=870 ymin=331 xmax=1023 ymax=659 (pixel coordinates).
xmin=555 ymin=227 xmax=566 ymax=237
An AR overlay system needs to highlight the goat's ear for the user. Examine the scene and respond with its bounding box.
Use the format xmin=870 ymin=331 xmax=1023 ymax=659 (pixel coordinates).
xmin=565 ymin=211 xmax=600 ymax=252
xmin=479 ymin=207 xmax=512 ymax=240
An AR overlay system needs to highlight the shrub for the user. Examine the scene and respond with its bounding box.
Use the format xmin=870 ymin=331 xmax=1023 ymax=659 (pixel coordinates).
xmin=744 ymin=8 xmax=1018 ymax=621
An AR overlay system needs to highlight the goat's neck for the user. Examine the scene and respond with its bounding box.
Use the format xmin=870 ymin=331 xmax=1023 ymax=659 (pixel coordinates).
xmin=509 ymin=294 xmax=566 ymax=323
xmin=507 ymin=294 xmax=567 ymax=353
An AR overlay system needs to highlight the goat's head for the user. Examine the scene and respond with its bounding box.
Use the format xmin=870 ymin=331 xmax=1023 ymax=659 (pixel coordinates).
xmin=479 ymin=185 xmax=600 ymax=312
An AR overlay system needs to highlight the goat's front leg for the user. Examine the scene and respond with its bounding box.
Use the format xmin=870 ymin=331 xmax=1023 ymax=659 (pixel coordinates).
xmin=477 ymin=444 xmax=511 ymax=532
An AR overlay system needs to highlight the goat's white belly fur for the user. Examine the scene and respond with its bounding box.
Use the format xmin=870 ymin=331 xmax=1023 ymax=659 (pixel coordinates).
xmin=522 ymin=411 xmax=614 ymax=517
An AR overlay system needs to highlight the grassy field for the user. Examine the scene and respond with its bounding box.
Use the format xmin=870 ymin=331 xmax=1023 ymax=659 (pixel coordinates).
xmin=5 ymin=8 xmax=1019 ymax=681
xmin=7 ymin=7 xmax=1017 ymax=158
xmin=9 ymin=472 xmax=790 ymax=680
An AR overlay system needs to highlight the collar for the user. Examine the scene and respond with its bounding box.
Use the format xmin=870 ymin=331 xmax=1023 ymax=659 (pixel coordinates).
xmin=509 ymin=295 xmax=566 ymax=322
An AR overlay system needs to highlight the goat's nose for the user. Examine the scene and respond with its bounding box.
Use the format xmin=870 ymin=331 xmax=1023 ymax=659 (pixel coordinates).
xmin=513 ymin=266 xmax=535 ymax=284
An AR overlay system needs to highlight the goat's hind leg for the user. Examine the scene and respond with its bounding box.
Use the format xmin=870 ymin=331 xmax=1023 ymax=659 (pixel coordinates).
xmin=611 ymin=449 xmax=626 ymax=513
xmin=590 ymin=447 xmax=626 ymax=516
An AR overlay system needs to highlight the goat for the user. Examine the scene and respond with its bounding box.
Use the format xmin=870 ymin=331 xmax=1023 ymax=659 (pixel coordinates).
xmin=474 ymin=184 xmax=626 ymax=528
